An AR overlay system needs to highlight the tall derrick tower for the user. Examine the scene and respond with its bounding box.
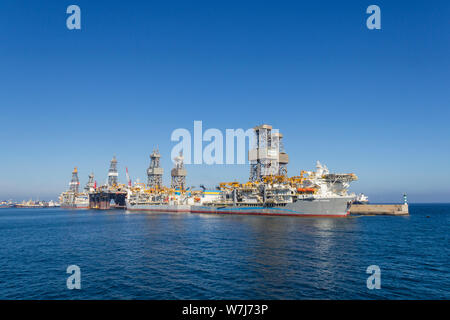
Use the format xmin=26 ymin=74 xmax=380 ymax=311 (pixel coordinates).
xmin=147 ymin=148 xmax=164 ymax=189
xmin=85 ymin=173 xmax=95 ymax=192
xmin=69 ymin=167 xmax=80 ymax=193
xmin=108 ymin=156 xmax=118 ymax=187
xmin=277 ymin=132 xmax=289 ymax=177
xmin=171 ymin=151 xmax=187 ymax=190
xmin=248 ymin=124 xmax=289 ymax=181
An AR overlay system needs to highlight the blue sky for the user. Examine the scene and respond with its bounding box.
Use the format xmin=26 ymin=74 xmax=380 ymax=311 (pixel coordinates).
xmin=0 ymin=1 xmax=449 ymax=202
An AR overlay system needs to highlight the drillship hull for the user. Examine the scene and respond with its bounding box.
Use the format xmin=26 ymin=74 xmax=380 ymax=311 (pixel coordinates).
xmin=126 ymin=197 xmax=353 ymax=217
xmin=60 ymin=203 xmax=89 ymax=209
xmin=126 ymin=203 xmax=190 ymax=213
xmin=15 ymin=205 xmax=42 ymax=208
xmin=190 ymin=197 xmax=353 ymax=217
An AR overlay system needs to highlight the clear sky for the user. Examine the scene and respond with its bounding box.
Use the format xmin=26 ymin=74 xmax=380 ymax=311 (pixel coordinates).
xmin=1 ymin=0 xmax=449 ymax=203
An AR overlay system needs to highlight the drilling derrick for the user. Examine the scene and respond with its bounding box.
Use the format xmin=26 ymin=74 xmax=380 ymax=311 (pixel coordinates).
xmin=147 ymin=148 xmax=164 ymax=189
xmin=277 ymin=132 xmax=289 ymax=177
xmin=171 ymin=151 xmax=187 ymax=190
xmin=85 ymin=173 xmax=95 ymax=192
xmin=108 ymin=156 xmax=119 ymax=187
xmin=88 ymin=157 xmax=126 ymax=210
xmin=69 ymin=167 xmax=80 ymax=193
xmin=248 ymin=124 xmax=289 ymax=181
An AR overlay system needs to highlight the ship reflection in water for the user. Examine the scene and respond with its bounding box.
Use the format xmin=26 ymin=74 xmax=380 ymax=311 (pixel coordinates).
xmin=231 ymin=216 xmax=359 ymax=298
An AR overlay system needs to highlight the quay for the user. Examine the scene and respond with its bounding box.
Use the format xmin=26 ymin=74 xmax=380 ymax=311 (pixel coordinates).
xmin=349 ymin=204 xmax=409 ymax=216
xmin=349 ymin=193 xmax=409 ymax=216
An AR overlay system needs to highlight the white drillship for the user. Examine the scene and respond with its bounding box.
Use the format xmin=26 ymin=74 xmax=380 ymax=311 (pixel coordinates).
xmin=124 ymin=124 xmax=358 ymax=217
xmin=189 ymin=161 xmax=357 ymax=217
xmin=126 ymin=158 xmax=357 ymax=217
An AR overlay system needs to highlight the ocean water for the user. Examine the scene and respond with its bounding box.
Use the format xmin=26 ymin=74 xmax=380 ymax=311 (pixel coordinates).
xmin=0 ymin=204 xmax=448 ymax=300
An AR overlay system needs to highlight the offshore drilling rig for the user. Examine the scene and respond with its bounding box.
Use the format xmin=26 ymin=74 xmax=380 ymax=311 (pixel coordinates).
xmin=59 ymin=167 xmax=91 ymax=208
xmin=89 ymin=156 xmax=127 ymax=210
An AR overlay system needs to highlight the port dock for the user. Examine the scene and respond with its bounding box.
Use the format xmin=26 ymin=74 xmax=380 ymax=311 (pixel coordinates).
xmin=350 ymin=204 xmax=409 ymax=216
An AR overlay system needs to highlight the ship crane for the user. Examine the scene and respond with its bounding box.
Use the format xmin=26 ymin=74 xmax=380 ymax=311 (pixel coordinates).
xmin=126 ymin=167 xmax=132 ymax=187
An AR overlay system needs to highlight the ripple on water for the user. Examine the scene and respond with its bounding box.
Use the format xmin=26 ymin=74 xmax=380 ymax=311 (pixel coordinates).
xmin=0 ymin=205 xmax=449 ymax=299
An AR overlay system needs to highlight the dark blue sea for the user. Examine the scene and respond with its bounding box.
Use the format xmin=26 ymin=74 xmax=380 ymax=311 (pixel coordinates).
xmin=0 ymin=204 xmax=448 ymax=299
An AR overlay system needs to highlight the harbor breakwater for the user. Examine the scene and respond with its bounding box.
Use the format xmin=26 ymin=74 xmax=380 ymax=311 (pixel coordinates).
xmin=350 ymin=204 xmax=409 ymax=216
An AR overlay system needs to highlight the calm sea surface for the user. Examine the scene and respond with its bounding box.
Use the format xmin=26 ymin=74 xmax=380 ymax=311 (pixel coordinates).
xmin=0 ymin=204 xmax=448 ymax=299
